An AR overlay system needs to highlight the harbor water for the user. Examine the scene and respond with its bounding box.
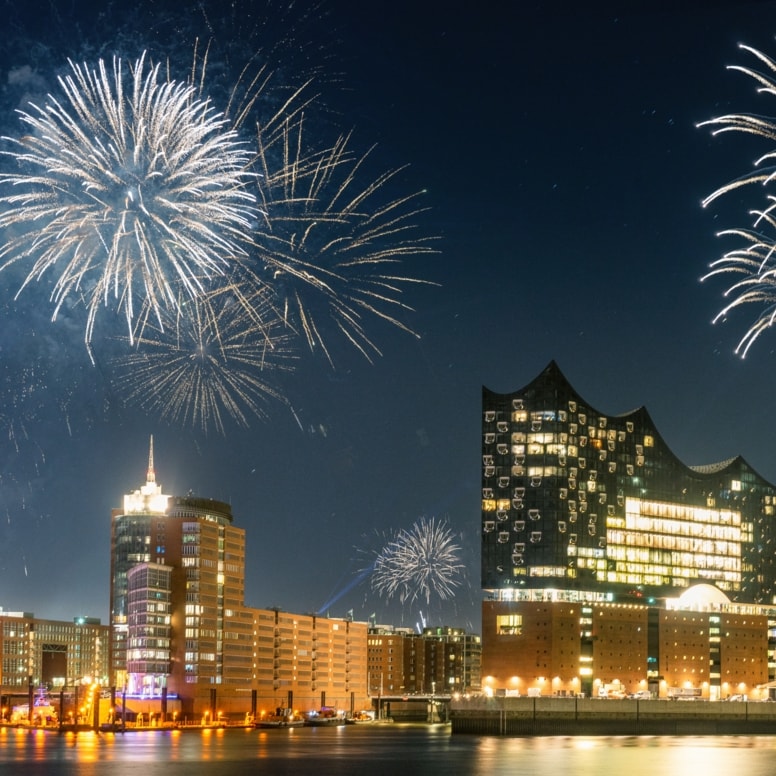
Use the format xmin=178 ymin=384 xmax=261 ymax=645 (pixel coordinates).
xmin=3 ymin=723 xmax=776 ymax=776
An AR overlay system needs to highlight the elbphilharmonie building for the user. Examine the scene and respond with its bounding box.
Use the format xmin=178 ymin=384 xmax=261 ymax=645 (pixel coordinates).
xmin=481 ymin=362 xmax=776 ymax=699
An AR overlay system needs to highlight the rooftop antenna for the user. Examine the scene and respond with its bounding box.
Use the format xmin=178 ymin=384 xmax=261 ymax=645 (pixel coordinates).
xmin=147 ymin=435 xmax=155 ymax=485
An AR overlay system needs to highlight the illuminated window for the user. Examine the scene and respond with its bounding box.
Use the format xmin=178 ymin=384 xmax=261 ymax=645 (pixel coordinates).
xmin=604 ymin=498 xmax=744 ymax=590
xmin=497 ymin=615 xmax=522 ymax=635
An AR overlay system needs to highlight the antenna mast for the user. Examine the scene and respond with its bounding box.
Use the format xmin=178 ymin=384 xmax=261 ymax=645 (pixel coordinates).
xmin=147 ymin=435 xmax=155 ymax=484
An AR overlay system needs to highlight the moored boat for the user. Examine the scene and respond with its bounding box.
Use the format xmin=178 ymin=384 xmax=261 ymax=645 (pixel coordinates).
xmin=346 ymin=710 xmax=375 ymax=724
xmin=254 ymin=708 xmax=305 ymax=728
xmin=304 ymin=707 xmax=346 ymax=726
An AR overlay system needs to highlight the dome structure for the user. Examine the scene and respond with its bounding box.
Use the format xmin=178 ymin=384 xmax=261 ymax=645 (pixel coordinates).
xmin=677 ymin=583 xmax=731 ymax=608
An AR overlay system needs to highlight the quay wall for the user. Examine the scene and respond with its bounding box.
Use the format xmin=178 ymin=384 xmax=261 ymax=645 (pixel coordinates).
xmin=450 ymin=697 xmax=776 ymax=736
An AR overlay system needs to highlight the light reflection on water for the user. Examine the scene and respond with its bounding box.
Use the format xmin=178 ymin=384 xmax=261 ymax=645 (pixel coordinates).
xmin=2 ymin=724 xmax=776 ymax=775
xmin=473 ymin=734 xmax=776 ymax=776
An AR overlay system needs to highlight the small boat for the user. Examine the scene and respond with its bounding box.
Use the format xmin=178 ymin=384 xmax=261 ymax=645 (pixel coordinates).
xmin=346 ymin=710 xmax=375 ymax=724
xmin=304 ymin=707 xmax=346 ymax=727
xmin=254 ymin=708 xmax=305 ymax=728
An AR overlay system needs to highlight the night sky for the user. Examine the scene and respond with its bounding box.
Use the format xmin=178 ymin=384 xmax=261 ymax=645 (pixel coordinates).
xmin=2 ymin=0 xmax=776 ymax=634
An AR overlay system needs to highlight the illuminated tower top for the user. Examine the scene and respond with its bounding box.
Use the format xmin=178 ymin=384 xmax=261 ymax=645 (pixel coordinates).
xmin=123 ymin=435 xmax=169 ymax=514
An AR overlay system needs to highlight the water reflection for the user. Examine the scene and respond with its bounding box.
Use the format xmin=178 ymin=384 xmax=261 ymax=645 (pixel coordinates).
xmin=2 ymin=725 xmax=776 ymax=776
xmin=473 ymin=734 xmax=776 ymax=776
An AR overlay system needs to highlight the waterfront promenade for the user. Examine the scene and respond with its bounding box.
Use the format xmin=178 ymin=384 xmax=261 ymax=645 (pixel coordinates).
xmin=450 ymin=696 xmax=776 ymax=736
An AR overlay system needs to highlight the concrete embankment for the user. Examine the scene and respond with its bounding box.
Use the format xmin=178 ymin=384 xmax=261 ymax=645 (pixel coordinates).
xmin=451 ymin=697 xmax=776 ymax=736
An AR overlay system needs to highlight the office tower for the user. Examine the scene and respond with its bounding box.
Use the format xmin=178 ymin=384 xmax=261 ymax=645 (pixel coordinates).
xmin=109 ymin=436 xmax=249 ymax=704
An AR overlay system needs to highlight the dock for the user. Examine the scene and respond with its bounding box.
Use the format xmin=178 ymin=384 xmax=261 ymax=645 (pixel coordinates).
xmin=450 ymin=696 xmax=776 ymax=736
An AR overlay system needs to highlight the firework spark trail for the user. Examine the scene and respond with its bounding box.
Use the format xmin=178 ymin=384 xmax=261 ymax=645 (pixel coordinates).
xmin=702 ymin=223 xmax=776 ymax=355
xmin=370 ymin=516 xmax=464 ymax=606
xmin=250 ymin=116 xmax=439 ymax=366
xmin=699 ymin=42 xmax=776 ymax=355
xmin=0 ymin=52 xmax=258 ymax=345
xmin=111 ymin=280 xmax=298 ymax=435
xmin=189 ymin=36 xmax=321 ymax=148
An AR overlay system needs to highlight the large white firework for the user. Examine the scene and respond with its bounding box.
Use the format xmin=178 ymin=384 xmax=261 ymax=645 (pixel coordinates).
xmin=0 ymin=52 xmax=258 ymax=344
xmin=700 ymin=43 xmax=776 ymax=356
xmin=371 ymin=516 xmax=464 ymax=605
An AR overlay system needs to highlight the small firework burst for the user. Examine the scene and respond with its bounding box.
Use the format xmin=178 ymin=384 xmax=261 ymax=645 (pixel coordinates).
xmin=111 ymin=280 xmax=297 ymax=435
xmin=370 ymin=516 xmax=464 ymax=606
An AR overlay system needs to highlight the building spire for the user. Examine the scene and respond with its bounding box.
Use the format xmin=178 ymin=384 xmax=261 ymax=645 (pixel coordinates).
xmin=147 ymin=435 xmax=155 ymax=485
xmin=127 ymin=434 xmax=166 ymax=508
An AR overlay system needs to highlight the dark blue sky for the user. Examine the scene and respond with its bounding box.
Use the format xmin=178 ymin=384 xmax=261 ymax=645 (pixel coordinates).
xmin=2 ymin=0 xmax=776 ymax=634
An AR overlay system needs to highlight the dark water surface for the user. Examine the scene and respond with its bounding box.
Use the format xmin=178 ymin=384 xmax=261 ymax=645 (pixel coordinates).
xmin=3 ymin=723 xmax=776 ymax=775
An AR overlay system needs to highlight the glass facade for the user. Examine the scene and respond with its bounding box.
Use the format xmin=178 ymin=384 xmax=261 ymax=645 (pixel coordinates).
xmin=126 ymin=563 xmax=172 ymax=696
xmin=482 ymin=361 xmax=776 ymax=603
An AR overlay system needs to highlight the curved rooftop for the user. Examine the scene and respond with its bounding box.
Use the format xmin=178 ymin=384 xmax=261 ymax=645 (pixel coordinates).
xmin=484 ymin=360 xmax=773 ymax=486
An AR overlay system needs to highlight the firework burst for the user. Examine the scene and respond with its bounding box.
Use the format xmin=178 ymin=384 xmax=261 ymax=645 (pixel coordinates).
xmin=699 ymin=43 xmax=776 ymax=355
xmin=0 ymin=11 xmax=438 ymax=434
xmin=370 ymin=516 xmax=464 ymax=606
xmin=250 ymin=116 xmax=438 ymax=366
xmin=110 ymin=280 xmax=298 ymax=435
xmin=0 ymin=52 xmax=258 ymax=345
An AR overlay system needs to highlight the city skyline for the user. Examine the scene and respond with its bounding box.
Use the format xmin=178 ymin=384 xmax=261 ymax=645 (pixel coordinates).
xmin=4 ymin=1 xmax=776 ymax=633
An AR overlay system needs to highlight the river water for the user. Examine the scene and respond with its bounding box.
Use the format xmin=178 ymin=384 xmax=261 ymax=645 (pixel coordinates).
xmin=3 ymin=723 xmax=776 ymax=776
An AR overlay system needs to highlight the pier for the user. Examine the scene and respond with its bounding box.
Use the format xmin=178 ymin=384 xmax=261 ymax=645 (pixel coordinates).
xmin=450 ymin=696 xmax=776 ymax=736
